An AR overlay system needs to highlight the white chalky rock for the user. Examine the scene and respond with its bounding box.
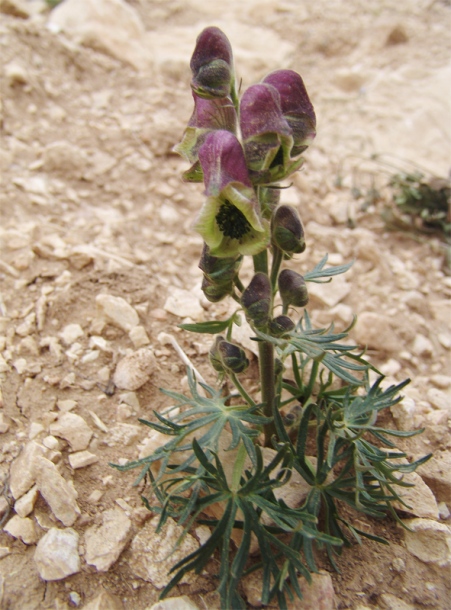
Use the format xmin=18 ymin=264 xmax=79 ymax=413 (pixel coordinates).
xmin=34 ymin=456 xmax=81 ymax=526
xmin=353 ymin=312 xmax=399 ymax=352
xmin=105 ymin=423 xmax=141 ymax=447
xmin=82 ymin=589 xmax=123 ymax=610
xmin=14 ymin=485 xmax=39 ymax=518
xmin=68 ymin=450 xmax=99 ymax=469
xmin=84 ymin=508 xmax=132 ymax=571
xmin=96 ymin=294 xmax=139 ymax=332
xmin=403 ymin=518 xmax=451 ymax=567
xmin=147 ymin=597 xmax=201 ymax=610
xmin=164 ymin=288 xmax=204 ymax=320
xmin=9 ymin=441 xmax=48 ymax=499
xmin=4 ymin=515 xmax=37 ymax=545
xmin=129 ymin=516 xmax=199 ymax=588
xmin=34 ymin=527 xmax=80 ymax=580
xmin=113 ymin=348 xmax=156 ymax=391
xmin=307 ymin=275 xmax=351 ymax=308
xmin=59 ymin=323 xmax=84 ymax=346
xmin=129 ymin=325 xmax=150 ymax=348
xmin=417 ymin=451 xmax=451 ymax=504
xmin=50 ymin=412 xmax=93 ymax=451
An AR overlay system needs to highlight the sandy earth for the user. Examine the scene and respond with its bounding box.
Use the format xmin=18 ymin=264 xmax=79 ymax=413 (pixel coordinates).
xmin=0 ymin=0 xmax=450 ymax=609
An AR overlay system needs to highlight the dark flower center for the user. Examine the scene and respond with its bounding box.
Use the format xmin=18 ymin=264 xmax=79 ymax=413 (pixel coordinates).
xmin=216 ymin=201 xmax=251 ymax=239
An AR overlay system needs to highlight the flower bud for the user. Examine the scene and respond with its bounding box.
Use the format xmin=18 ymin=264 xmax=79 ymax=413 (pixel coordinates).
xmin=210 ymin=336 xmax=249 ymax=374
xmin=201 ymin=276 xmax=233 ymax=303
xmin=190 ymin=27 xmax=235 ymax=99
xmin=218 ymin=340 xmax=249 ymax=374
xmin=269 ymin=315 xmax=295 ymax=337
xmin=199 ymin=244 xmax=242 ymax=285
xmin=241 ymin=272 xmax=271 ymax=328
xmin=278 ymin=269 xmax=309 ymax=308
xmin=271 ymin=205 xmax=305 ymax=254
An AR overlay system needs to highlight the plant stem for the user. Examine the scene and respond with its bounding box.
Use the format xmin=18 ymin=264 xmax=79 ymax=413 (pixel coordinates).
xmin=230 ymin=373 xmax=256 ymax=407
xmin=259 ymin=340 xmax=277 ymax=446
xmin=231 ymin=442 xmax=247 ymax=492
xmin=270 ymin=245 xmax=283 ymax=291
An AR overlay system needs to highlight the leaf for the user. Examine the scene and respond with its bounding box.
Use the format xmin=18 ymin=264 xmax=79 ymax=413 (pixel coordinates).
xmin=304 ymin=254 xmax=354 ymax=283
xmin=179 ymin=319 xmax=232 ymax=334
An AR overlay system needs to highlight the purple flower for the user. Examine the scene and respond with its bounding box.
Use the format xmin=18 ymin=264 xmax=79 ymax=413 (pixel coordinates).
xmin=174 ymin=93 xmax=237 ymax=181
xmin=263 ymin=70 xmax=316 ymax=156
xmin=194 ymin=130 xmax=270 ymax=257
xmin=240 ymin=83 xmax=292 ymax=173
xmin=190 ymin=27 xmax=235 ymax=100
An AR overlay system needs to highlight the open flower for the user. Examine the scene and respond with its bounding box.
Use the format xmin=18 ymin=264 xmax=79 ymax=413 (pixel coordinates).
xmin=240 ymin=83 xmax=304 ymax=182
xmin=263 ymin=70 xmax=316 ymax=156
xmin=173 ymin=93 xmax=237 ymax=182
xmin=194 ymin=130 xmax=270 ymax=257
xmin=190 ymin=27 xmax=236 ymax=100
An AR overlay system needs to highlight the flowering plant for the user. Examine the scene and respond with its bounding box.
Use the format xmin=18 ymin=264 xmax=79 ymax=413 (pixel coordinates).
xmin=115 ymin=27 xmax=430 ymax=610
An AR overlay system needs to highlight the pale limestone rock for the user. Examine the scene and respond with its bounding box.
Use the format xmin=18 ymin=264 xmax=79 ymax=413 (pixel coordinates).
xmin=48 ymin=0 xmax=148 ymax=71
xmin=84 ymin=508 xmax=132 ymax=571
xmin=307 ymin=274 xmax=351 ymax=308
xmin=378 ymin=594 xmax=416 ymax=610
xmin=412 ymin=333 xmax=433 ymax=357
xmin=394 ymin=471 xmax=439 ymax=520
xmin=59 ymin=323 xmax=84 ymax=346
xmin=50 ymin=412 xmax=93 ymax=451
xmin=105 ymin=423 xmax=141 ymax=447
xmin=0 ymin=412 xmax=10 ymax=434
xmin=146 ymin=597 xmax=200 ymax=610
xmin=390 ymin=396 xmax=417 ymax=431
xmin=68 ymin=450 xmax=99 ymax=469
xmin=353 ymin=312 xmax=399 ymax=352
xmin=113 ymin=348 xmax=156 ymax=391
xmin=164 ymin=288 xmax=204 ymax=320
xmin=42 ymin=435 xmax=60 ymax=450
xmin=57 ymin=399 xmax=77 ymax=412
xmin=14 ymin=485 xmax=38 ymax=518
xmin=3 ymin=515 xmax=37 ymax=545
xmin=96 ymin=293 xmax=139 ymax=332
xmin=403 ymin=518 xmax=451 ymax=567
xmin=82 ymin=589 xmax=123 ymax=610
xmin=34 ymin=456 xmax=80 ymax=526
xmin=42 ymin=141 xmax=88 ymax=178
xmin=129 ymin=325 xmax=150 ymax=348
xmin=9 ymin=441 xmax=47 ymax=499
xmin=0 ymin=547 xmax=10 ymax=559
xmin=417 ymin=451 xmax=451 ymax=503
xmin=28 ymin=422 xmax=45 ymax=440
xmin=129 ymin=516 xmax=199 ymax=588
xmin=34 ymin=527 xmax=80 ymax=580
xmin=427 ymin=388 xmax=450 ymax=411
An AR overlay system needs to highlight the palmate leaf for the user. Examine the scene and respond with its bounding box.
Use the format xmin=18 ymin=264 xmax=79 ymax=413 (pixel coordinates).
xmin=110 ymin=369 xmax=270 ymax=485
xmin=304 ymin=253 xmax=354 ymax=283
xmin=158 ymin=442 xmax=341 ymax=609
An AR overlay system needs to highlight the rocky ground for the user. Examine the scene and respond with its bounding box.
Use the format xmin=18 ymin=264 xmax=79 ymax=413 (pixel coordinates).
xmin=0 ymin=0 xmax=450 ymax=609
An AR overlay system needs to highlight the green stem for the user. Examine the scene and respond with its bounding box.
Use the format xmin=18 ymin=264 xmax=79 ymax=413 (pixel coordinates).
xmin=291 ymin=352 xmax=304 ymax=395
xmin=270 ymin=245 xmax=283 ymax=291
xmin=253 ymin=250 xmax=268 ymax=274
xmin=230 ymin=373 xmax=256 ymax=408
xmin=304 ymin=359 xmax=319 ymax=402
xmin=259 ymin=340 xmax=277 ymax=446
xmin=231 ymin=442 xmax=247 ymax=492
xmin=234 ymin=276 xmax=245 ymax=292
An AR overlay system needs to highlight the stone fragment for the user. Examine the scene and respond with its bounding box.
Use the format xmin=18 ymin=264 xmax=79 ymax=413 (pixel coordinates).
xmin=3 ymin=515 xmax=37 ymax=545
xmin=403 ymin=518 xmax=451 ymax=567
xmin=427 ymin=388 xmax=449 ymax=411
xmin=129 ymin=516 xmax=199 ymax=588
xmin=96 ymin=294 xmax=139 ymax=332
xmin=307 ymin=275 xmax=351 ymax=308
xmin=82 ymin=589 xmax=123 ymax=610
xmin=113 ymin=348 xmax=156 ymax=391
xmin=59 ymin=323 xmax=84 ymax=346
xmin=50 ymin=412 xmax=93 ymax=451
xmin=378 ymin=593 xmax=416 ymax=610
xmin=105 ymin=423 xmax=141 ymax=447
xmin=34 ymin=527 xmax=80 ymax=581
xmin=34 ymin=456 xmax=81 ymax=526
xmin=417 ymin=451 xmax=451 ymax=503
xmin=9 ymin=441 xmax=47 ymax=499
xmin=0 ymin=412 xmax=9 ymax=433
xmin=164 ymin=288 xmax=204 ymax=320
xmin=57 ymin=398 xmax=77 ymax=412
xmin=394 ymin=471 xmax=439 ymax=520
xmin=84 ymin=508 xmax=132 ymax=571
xmin=14 ymin=485 xmax=38 ymax=518
xmin=48 ymin=0 xmax=148 ymax=71
xmin=353 ymin=312 xmax=399 ymax=352
xmin=42 ymin=141 xmax=88 ymax=177
xmin=147 ymin=597 xmax=200 ymax=610
xmin=390 ymin=396 xmax=417 ymax=431
xmin=129 ymin=325 xmax=150 ymax=348
xmin=412 ymin=334 xmax=433 ymax=357
xmin=68 ymin=450 xmax=99 ymax=469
